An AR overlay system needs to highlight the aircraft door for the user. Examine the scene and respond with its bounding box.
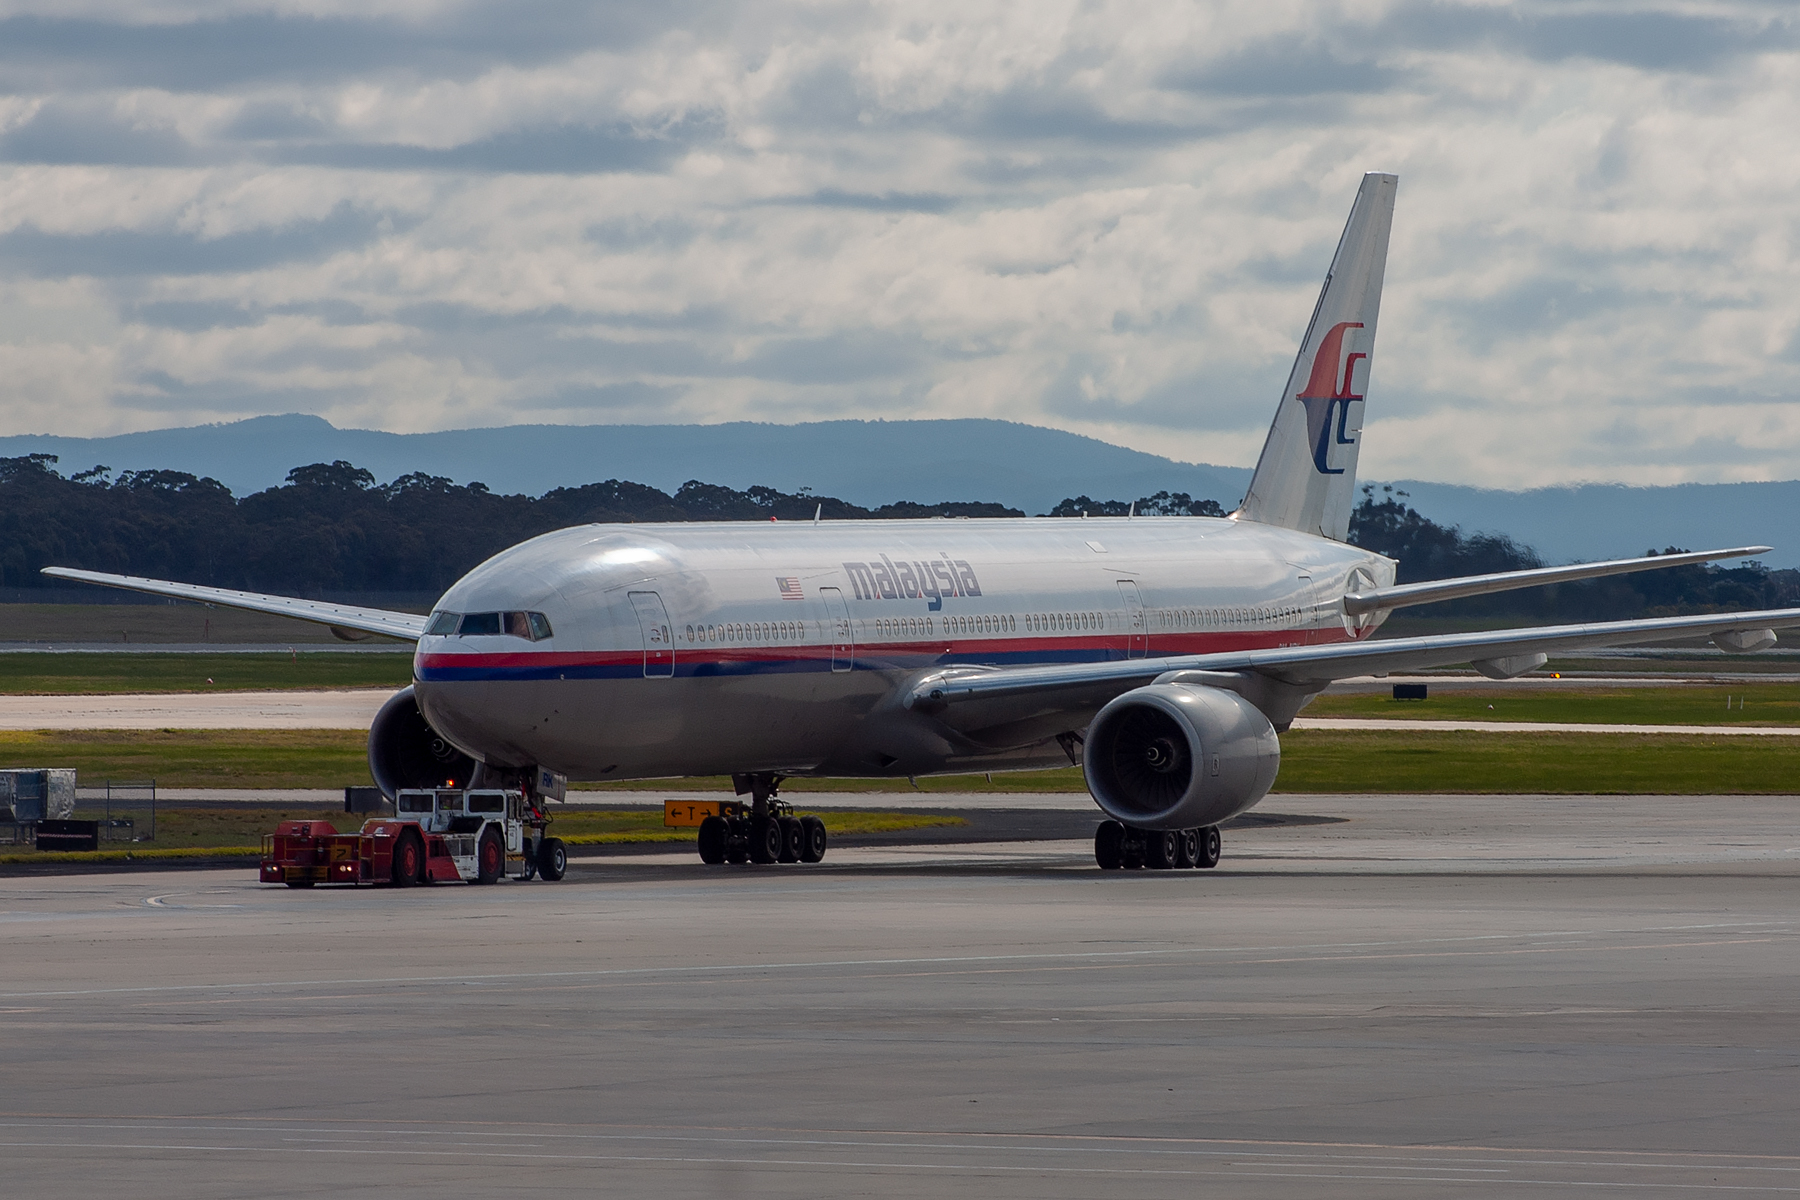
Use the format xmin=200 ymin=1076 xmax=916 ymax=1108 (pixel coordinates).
xmin=627 ymin=591 xmax=675 ymax=677
xmin=1295 ymin=572 xmax=1319 ymax=644
xmin=1117 ymin=580 xmax=1148 ymax=659
xmin=819 ymin=587 xmax=854 ymax=672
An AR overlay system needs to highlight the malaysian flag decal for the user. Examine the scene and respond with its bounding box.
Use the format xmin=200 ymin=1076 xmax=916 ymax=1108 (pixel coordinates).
xmin=777 ymin=577 xmax=804 ymax=601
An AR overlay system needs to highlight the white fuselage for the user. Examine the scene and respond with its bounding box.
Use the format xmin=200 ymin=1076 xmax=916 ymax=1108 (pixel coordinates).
xmin=413 ymin=516 xmax=1394 ymax=781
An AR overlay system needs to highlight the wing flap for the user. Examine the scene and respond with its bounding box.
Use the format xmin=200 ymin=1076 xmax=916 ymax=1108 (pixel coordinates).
xmin=40 ymin=567 xmax=429 ymax=642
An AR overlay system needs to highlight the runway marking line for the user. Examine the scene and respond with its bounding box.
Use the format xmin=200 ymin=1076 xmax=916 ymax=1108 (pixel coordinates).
xmin=2 ymin=1133 xmax=1798 ymax=1190
xmin=4 ymin=1115 xmax=1800 ymax=1171
xmin=4 ymin=920 xmax=1788 ymax=1000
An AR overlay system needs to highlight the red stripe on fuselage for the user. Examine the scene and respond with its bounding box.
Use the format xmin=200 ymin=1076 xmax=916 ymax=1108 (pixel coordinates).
xmin=416 ymin=627 xmax=1361 ymax=670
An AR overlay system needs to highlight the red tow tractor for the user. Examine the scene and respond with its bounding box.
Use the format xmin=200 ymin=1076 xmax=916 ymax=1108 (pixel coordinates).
xmin=261 ymin=787 xmax=568 ymax=887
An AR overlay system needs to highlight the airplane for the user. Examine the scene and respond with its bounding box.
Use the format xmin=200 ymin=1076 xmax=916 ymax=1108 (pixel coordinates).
xmin=46 ymin=172 xmax=1800 ymax=872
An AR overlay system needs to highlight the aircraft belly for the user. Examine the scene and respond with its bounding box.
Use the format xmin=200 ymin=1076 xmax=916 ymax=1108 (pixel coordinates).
xmin=418 ymin=672 xmax=887 ymax=780
xmin=416 ymin=668 xmax=1075 ymax=782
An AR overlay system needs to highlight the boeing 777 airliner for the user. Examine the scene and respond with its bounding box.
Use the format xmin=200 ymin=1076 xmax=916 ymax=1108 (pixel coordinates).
xmin=48 ymin=173 xmax=1800 ymax=870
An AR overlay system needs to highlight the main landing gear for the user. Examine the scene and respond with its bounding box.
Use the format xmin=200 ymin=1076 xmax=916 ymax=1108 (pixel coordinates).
xmin=696 ymin=773 xmax=828 ymax=867
xmin=1093 ymin=820 xmax=1221 ymax=871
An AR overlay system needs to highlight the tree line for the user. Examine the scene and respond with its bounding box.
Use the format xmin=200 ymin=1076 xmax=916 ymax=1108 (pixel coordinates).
xmin=1 ymin=455 xmax=1791 ymax=617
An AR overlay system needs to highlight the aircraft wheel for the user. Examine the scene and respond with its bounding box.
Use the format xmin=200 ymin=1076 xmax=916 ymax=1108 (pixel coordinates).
xmin=748 ymin=815 xmax=782 ymax=865
xmin=1094 ymin=820 xmax=1125 ymax=870
xmin=697 ymin=815 xmax=728 ymax=865
xmin=537 ymin=836 xmax=567 ymax=881
xmin=798 ymin=816 xmax=827 ymax=863
xmin=390 ymin=830 xmax=424 ymax=887
xmin=725 ymin=818 xmax=750 ymax=864
xmin=1197 ymin=825 xmax=1222 ymax=869
xmin=475 ymin=830 xmax=504 ymax=884
xmin=777 ymin=816 xmax=803 ymax=863
xmin=1145 ymin=829 xmax=1180 ymax=870
xmin=1176 ymin=828 xmax=1200 ymax=869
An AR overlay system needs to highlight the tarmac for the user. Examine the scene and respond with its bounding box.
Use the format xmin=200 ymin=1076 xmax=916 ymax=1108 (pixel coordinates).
xmin=3 ymin=791 xmax=1797 ymax=1198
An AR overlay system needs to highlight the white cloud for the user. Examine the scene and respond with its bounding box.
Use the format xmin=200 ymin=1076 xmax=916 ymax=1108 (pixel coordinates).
xmin=0 ymin=0 xmax=1797 ymax=487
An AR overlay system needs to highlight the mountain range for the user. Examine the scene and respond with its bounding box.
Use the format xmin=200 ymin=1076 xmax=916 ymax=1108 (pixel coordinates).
xmin=4 ymin=414 xmax=1796 ymax=567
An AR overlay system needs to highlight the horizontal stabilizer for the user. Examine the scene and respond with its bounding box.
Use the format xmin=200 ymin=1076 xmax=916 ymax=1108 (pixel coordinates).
xmin=41 ymin=567 xmax=429 ymax=642
xmin=1343 ymin=546 xmax=1773 ymax=616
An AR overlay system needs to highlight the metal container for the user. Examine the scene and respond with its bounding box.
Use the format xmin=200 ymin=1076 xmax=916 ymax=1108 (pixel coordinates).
xmin=0 ymin=769 xmax=77 ymax=823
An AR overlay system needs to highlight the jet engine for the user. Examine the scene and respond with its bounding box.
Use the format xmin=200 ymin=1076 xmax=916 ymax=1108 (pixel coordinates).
xmin=368 ymin=685 xmax=476 ymax=798
xmin=1082 ymin=684 xmax=1280 ymax=830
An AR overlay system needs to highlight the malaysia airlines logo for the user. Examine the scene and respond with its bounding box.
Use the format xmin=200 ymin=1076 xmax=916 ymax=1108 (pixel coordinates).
xmin=842 ymin=554 xmax=982 ymax=611
xmin=1297 ymin=321 xmax=1366 ymax=476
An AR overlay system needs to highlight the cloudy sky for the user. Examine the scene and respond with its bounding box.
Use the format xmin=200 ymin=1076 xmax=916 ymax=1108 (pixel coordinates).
xmin=0 ymin=0 xmax=1796 ymax=488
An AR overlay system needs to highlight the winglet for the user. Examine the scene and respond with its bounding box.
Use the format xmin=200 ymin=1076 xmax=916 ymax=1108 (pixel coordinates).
xmin=1236 ymin=172 xmax=1398 ymax=541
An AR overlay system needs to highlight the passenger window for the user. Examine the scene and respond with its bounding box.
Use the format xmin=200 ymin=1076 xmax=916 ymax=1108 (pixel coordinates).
xmin=425 ymin=611 xmax=459 ymax=636
xmin=458 ymin=612 xmax=501 ymax=636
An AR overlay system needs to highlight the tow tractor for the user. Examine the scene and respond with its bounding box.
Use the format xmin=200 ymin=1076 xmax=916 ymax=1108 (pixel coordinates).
xmin=260 ymin=787 xmax=568 ymax=887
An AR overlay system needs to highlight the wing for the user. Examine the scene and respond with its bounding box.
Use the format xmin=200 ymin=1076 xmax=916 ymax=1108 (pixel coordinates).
xmin=1343 ymin=546 xmax=1770 ymax=616
xmin=905 ymin=606 xmax=1800 ymax=737
xmin=41 ymin=567 xmax=429 ymax=642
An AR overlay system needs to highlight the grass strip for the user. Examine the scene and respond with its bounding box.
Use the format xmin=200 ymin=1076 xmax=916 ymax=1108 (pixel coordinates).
xmin=6 ymin=729 xmax=1796 ymax=796
xmin=0 ymin=730 xmax=369 ymax=787
xmin=0 ymin=653 xmax=412 ymax=695
xmin=1273 ymin=729 xmax=1800 ymax=793
xmin=1305 ymin=682 xmax=1800 ymax=726
xmin=0 ymin=846 xmax=262 ymax=864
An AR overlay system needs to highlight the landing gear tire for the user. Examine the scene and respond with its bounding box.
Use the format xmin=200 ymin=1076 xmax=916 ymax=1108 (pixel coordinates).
xmin=777 ymin=816 xmax=803 ymax=863
xmin=475 ymin=830 xmax=504 ymax=884
xmin=725 ymin=821 xmax=750 ymax=865
xmin=1196 ymin=825 xmax=1222 ymax=869
xmin=1176 ymin=827 xmax=1200 ymax=869
xmin=537 ymin=836 xmax=567 ymax=881
xmin=748 ymin=815 xmax=782 ymax=865
xmin=391 ymin=831 xmax=424 ymax=887
xmin=698 ymin=815 xmax=728 ymax=864
xmin=1094 ymin=820 xmax=1125 ymax=870
xmin=798 ymin=815 xmax=827 ymax=863
xmin=1145 ymin=829 xmax=1181 ymax=870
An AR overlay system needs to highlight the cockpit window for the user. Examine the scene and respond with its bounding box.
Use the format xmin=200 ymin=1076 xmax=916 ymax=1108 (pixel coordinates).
xmin=435 ymin=611 xmax=554 ymax=639
xmin=458 ymin=612 xmax=502 ymax=636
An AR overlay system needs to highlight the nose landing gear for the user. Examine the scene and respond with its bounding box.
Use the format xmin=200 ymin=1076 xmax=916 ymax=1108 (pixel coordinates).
xmin=1094 ymin=819 xmax=1221 ymax=871
xmin=696 ymin=773 xmax=829 ymax=867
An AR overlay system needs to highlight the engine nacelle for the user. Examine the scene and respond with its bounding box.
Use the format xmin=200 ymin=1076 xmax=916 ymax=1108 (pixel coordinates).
xmin=368 ymin=685 xmax=476 ymax=799
xmin=1082 ymin=684 xmax=1280 ymax=830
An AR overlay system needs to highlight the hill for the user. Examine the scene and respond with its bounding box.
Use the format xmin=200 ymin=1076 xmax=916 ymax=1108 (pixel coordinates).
xmin=0 ymin=415 xmax=1252 ymax=521
xmin=3 ymin=416 xmax=1795 ymax=567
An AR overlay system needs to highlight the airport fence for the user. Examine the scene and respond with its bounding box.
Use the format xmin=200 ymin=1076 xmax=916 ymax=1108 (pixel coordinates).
xmin=73 ymin=781 xmax=157 ymax=842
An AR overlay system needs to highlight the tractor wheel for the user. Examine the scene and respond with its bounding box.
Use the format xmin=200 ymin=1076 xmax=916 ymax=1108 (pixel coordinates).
xmin=391 ymin=831 xmax=424 ymax=887
xmin=475 ymin=830 xmax=504 ymax=884
xmin=537 ymin=837 xmax=567 ymax=881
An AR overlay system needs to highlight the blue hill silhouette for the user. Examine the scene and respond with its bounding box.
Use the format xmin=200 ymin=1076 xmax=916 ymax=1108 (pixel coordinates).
xmin=3 ymin=415 xmax=1795 ymax=567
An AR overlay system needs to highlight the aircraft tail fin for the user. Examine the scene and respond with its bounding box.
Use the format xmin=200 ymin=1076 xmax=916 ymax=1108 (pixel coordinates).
xmin=1235 ymin=172 xmax=1397 ymax=542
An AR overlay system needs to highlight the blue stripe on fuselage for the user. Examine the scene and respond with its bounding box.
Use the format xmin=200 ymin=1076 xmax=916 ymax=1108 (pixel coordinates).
xmin=414 ymin=645 xmax=1123 ymax=683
